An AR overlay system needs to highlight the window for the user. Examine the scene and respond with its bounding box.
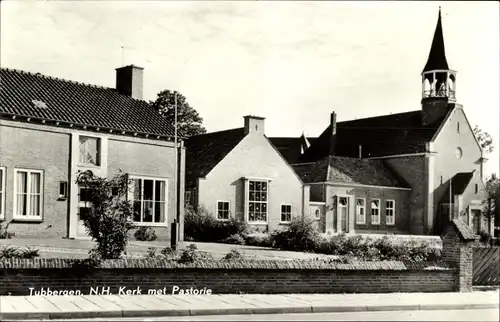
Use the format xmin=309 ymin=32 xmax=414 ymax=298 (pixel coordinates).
xmin=371 ymin=199 xmax=380 ymax=225
xmin=129 ymin=177 xmax=167 ymax=224
xmin=0 ymin=167 xmax=5 ymax=219
xmin=59 ymin=181 xmax=68 ymax=199
xmin=386 ymin=200 xmax=395 ymax=225
xmin=217 ymin=201 xmax=230 ymax=220
xmin=457 ymin=122 xmax=460 ymax=133
xmin=356 ymin=198 xmax=366 ymax=224
xmin=281 ymin=204 xmax=292 ymax=223
xmin=248 ymin=180 xmax=268 ymax=222
xmin=79 ymin=136 xmax=101 ymax=166
xmin=14 ymin=169 xmax=43 ymax=219
xmin=78 ymin=186 xmax=94 ymax=222
xmin=455 ymin=147 xmax=463 ymax=159
xmin=475 ymin=184 xmax=478 ymax=194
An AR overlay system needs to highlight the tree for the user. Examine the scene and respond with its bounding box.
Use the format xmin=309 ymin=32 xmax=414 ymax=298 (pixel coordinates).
xmin=75 ymin=170 xmax=136 ymax=260
xmin=151 ymin=90 xmax=207 ymax=138
xmin=473 ymin=125 xmax=494 ymax=154
xmin=482 ymin=174 xmax=500 ymax=238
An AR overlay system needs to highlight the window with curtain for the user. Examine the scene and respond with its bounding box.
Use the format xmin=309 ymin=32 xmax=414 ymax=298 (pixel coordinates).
xmin=129 ymin=177 xmax=167 ymax=224
xmin=371 ymin=199 xmax=380 ymax=225
xmin=14 ymin=169 xmax=43 ymax=219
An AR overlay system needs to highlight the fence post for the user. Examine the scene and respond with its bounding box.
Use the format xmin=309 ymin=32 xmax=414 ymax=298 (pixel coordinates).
xmin=442 ymin=219 xmax=479 ymax=292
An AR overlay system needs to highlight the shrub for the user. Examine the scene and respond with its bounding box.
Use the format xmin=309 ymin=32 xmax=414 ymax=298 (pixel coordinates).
xmin=244 ymin=233 xmax=273 ymax=247
xmin=75 ymin=170 xmax=136 ymax=260
xmin=20 ymin=246 xmax=40 ymax=259
xmin=178 ymin=244 xmax=213 ymax=264
xmin=270 ymin=216 xmax=321 ymax=252
xmin=222 ymin=234 xmax=246 ymax=245
xmin=145 ymin=247 xmax=158 ymax=259
xmin=160 ymin=247 xmax=177 ymax=260
xmin=0 ymin=222 xmax=14 ymax=239
xmin=184 ymin=205 xmax=249 ymax=242
xmin=222 ymin=249 xmax=244 ymax=261
xmin=134 ymin=226 xmax=158 ymax=242
xmin=0 ymin=246 xmax=40 ymax=259
xmin=479 ymin=230 xmax=492 ymax=245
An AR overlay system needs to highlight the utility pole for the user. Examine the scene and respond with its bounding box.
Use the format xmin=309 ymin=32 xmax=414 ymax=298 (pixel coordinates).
xmin=171 ymin=92 xmax=179 ymax=250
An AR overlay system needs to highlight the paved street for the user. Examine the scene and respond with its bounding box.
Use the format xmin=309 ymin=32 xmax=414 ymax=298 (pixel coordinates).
xmin=8 ymin=309 xmax=500 ymax=321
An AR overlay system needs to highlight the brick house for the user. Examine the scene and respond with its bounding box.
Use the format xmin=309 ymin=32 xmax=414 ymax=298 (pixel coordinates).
xmin=277 ymin=9 xmax=490 ymax=236
xmin=0 ymin=65 xmax=185 ymax=241
xmin=185 ymin=116 xmax=309 ymax=232
xmin=292 ymin=156 xmax=411 ymax=234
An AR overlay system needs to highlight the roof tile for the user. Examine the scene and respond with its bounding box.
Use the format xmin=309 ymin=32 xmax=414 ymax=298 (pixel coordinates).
xmin=0 ymin=68 xmax=175 ymax=137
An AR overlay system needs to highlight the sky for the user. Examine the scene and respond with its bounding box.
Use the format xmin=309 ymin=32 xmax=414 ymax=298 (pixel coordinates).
xmin=1 ymin=1 xmax=499 ymax=176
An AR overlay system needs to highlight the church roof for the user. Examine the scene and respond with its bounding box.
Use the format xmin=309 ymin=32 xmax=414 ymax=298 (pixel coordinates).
xmin=422 ymin=8 xmax=450 ymax=73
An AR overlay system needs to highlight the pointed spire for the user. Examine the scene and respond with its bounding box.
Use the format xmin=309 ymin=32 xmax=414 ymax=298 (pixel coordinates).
xmin=422 ymin=7 xmax=449 ymax=73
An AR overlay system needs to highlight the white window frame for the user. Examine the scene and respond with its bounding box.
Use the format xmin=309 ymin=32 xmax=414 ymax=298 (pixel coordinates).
xmin=280 ymin=204 xmax=292 ymax=223
xmin=13 ymin=168 xmax=44 ymax=220
xmin=355 ymin=197 xmax=366 ymax=225
xmin=370 ymin=199 xmax=380 ymax=225
xmin=128 ymin=175 xmax=168 ymax=226
xmin=216 ymin=200 xmax=231 ymax=221
xmin=246 ymin=179 xmax=269 ymax=224
xmin=78 ymin=135 xmax=101 ymax=167
xmin=0 ymin=167 xmax=5 ymax=220
xmin=385 ymin=199 xmax=395 ymax=226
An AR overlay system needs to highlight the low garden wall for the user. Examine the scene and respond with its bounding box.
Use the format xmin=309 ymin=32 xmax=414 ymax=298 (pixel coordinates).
xmin=0 ymin=259 xmax=455 ymax=296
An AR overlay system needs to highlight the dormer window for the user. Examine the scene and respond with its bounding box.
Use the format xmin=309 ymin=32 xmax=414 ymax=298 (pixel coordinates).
xmin=79 ymin=136 xmax=101 ymax=166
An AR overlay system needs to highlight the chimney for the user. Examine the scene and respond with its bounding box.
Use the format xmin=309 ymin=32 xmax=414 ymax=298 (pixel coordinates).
xmin=329 ymin=111 xmax=337 ymax=156
xmin=115 ymin=65 xmax=144 ymax=100
xmin=244 ymin=115 xmax=265 ymax=135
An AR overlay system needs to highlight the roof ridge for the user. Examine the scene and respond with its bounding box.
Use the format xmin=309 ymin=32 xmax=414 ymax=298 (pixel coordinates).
xmin=188 ymin=127 xmax=244 ymax=139
xmin=338 ymin=110 xmax=421 ymax=124
xmin=1 ymin=67 xmax=114 ymax=92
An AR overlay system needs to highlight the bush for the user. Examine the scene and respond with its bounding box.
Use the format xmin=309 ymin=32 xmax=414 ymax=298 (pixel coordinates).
xmin=0 ymin=222 xmax=14 ymax=239
xmin=222 ymin=249 xmax=244 ymax=261
xmin=134 ymin=226 xmax=158 ymax=242
xmin=270 ymin=216 xmax=321 ymax=252
xmin=222 ymin=234 xmax=246 ymax=245
xmin=479 ymin=230 xmax=492 ymax=245
xmin=244 ymin=233 xmax=273 ymax=247
xmin=75 ymin=170 xmax=136 ymax=260
xmin=184 ymin=205 xmax=249 ymax=242
xmin=178 ymin=244 xmax=213 ymax=264
xmin=0 ymin=246 xmax=40 ymax=259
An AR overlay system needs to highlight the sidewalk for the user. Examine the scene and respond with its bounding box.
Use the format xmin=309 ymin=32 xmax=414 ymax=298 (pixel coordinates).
xmin=0 ymin=291 xmax=498 ymax=320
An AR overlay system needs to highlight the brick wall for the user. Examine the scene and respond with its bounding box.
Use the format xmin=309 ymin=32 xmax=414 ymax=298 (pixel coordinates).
xmin=383 ymin=155 xmax=427 ymax=235
xmin=0 ymin=259 xmax=455 ymax=296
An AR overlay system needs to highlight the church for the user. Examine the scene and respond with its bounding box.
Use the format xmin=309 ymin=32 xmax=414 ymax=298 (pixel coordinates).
xmin=275 ymin=9 xmax=491 ymax=236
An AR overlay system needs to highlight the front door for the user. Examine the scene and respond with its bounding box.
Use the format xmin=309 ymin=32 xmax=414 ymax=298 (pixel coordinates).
xmin=77 ymin=186 xmax=92 ymax=237
xmin=338 ymin=196 xmax=349 ymax=233
xmin=471 ymin=209 xmax=481 ymax=235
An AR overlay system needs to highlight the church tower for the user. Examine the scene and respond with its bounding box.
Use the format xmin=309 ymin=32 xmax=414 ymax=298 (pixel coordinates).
xmin=421 ymin=8 xmax=458 ymax=126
